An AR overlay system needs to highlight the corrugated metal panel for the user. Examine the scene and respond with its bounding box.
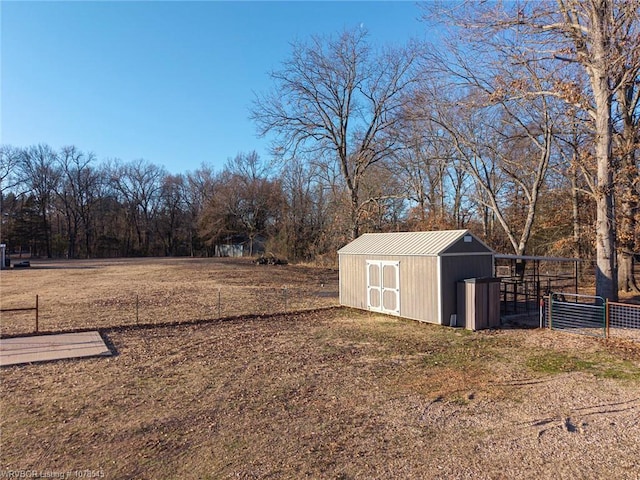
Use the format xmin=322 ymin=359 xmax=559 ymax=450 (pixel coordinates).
xmin=338 ymin=230 xmax=474 ymax=256
xmin=339 ymin=254 xmax=441 ymax=324
xmin=399 ymin=256 xmax=440 ymax=324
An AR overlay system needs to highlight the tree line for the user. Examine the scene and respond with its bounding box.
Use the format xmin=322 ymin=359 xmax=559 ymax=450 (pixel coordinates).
xmin=1 ymin=1 xmax=638 ymax=299
xmin=1 ymin=146 xmax=301 ymax=260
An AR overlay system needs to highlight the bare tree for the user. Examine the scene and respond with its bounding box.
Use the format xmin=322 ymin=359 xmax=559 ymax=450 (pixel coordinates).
xmin=157 ymin=174 xmax=190 ymax=256
xmin=276 ymin=156 xmax=330 ymax=261
xmin=539 ymin=0 xmax=640 ymax=300
xmin=19 ymin=144 xmax=61 ymax=257
xmin=392 ymin=108 xmax=468 ymax=230
xmin=222 ymin=152 xmax=282 ymax=256
xmin=0 ymin=145 xmax=22 ymax=195
xmin=198 ymin=153 xmax=282 ymax=256
xmin=614 ymin=66 xmax=640 ymax=292
xmin=252 ymin=28 xmax=422 ymax=240
xmin=186 ymin=164 xmax=217 ymax=256
xmin=110 ymin=159 xmax=166 ymax=255
xmin=0 ymin=145 xmax=23 ymax=233
xmin=56 ymin=146 xmax=101 ymax=258
xmin=412 ymin=35 xmax=560 ymax=256
xmin=431 ymin=0 xmax=640 ymax=299
xmin=553 ymin=106 xmax=596 ymax=259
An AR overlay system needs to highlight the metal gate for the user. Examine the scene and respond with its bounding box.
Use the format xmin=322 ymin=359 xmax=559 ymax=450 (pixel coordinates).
xmin=543 ymin=293 xmax=606 ymax=338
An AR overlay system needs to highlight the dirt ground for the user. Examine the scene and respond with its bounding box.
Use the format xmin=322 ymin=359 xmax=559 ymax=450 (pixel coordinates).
xmin=1 ymin=259 xmax=640 ymax=479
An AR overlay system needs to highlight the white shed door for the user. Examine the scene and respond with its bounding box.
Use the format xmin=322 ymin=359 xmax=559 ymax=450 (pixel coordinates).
xmin=366 ymin=260 xmax=400 ymax=315
xmin=367 ymin=261 xmax=382 ymax=311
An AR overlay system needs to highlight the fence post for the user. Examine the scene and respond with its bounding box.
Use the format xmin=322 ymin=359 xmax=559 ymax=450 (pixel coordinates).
xmin=283 ymin=286 xmax=288 ymax=312
xmin=605 ymin=299 xmax=610 ymax=339
xmin=539 ymin=296 xmax=544 ymax=329
xmin=35 ymin=294 xmax=39 ymax=333
xmin=548 ymin=293 xmax=553 ymax=330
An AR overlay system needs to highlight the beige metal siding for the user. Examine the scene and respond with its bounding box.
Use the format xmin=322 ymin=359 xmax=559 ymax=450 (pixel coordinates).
xmin=339 ymin=254 xmax=441 ymax=324
xmin=341 ymin=255 xmax=398 ymax=311
xmin=340 ymin=243 xmax=494 ymax=325
xmin=339 ymin=254 xmax=368 ymax=310
xmin=398 ymin=256 xmax=440 ymax=324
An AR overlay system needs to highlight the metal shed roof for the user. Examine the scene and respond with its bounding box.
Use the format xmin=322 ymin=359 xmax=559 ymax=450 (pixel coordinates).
xmin=337 ymin=230 xmax=493 ymax=256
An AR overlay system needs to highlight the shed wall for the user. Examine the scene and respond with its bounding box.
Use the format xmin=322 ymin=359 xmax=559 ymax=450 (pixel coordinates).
xmin=339 ymin=254 xmax=440 ymax=324
xmin=397 ymin=255 xmax=440 ymax=323
xmin=339 ymin=254 xmax=368 ymax=310
xmin=441 ymin=255 xmax=494 ymax=325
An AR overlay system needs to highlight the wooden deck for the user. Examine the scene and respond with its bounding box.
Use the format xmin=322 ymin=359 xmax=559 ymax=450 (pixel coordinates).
xmin=0 ymin=331 xmax=112 ymax=367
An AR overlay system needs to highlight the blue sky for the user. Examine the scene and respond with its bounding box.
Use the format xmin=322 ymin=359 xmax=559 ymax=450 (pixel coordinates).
xmin=2 ymin=1 xmax=434 ymax=175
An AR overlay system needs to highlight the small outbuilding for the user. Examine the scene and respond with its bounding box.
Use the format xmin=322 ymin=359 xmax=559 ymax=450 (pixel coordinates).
xmin=338 ymin=230 xmax=494 ymax=326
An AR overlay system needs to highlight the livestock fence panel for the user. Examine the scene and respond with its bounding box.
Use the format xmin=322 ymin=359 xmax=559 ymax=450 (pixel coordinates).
xmin=542 ymin=293 xmax=606 ymax=338
xmin=542 ymin=294 xmax=640 ymax=342
xmin=607 ymin=301 xmax=640 ymax=343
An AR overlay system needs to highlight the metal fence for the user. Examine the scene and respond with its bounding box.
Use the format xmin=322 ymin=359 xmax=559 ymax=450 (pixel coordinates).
xmin=0 ymin=286 xmax=339 ymax=336
xmin=500 ymin=274 xmax=577 ymax=317
xmin=0 ymin=296 xmax=39 ymax=333
xmin=542 ymin=293 xmax=640 ymax=342
xmin=608 ymin=301 xmax=640 ymax=342
xmin=543 ymin=293 xmax=606 ymax=338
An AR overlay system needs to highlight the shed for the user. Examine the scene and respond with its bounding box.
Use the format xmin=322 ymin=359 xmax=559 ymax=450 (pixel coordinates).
xmin=214 ymin=244 xmax=244 ymax=258
xmin=338 ymin=230 xmax=494 ymax=325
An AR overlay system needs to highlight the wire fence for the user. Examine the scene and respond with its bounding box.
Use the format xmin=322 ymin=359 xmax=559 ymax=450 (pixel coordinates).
xmin=547 ymin=293 xmax=606 ymax=338
xmin=4 ymin=285 xmax=638 ymax=344
xmin=0 ymin=286 xmax=339 ymax=336
xmin=541 ymin=294 xmax=640 ymax=343
xmin=0 ymin=296 xmax=40 ymax=333
xmin=608 ymin=301 xmax=640 ymax=343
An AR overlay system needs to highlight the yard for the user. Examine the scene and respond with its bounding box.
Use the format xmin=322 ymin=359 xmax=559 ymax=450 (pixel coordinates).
xmin=1 ymin=258 xmax=640 ymax=479
xmin=0 ymin=257 xmax=339 ymax=335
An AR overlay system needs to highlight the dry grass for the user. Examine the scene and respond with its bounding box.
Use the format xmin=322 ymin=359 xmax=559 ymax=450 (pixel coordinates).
xmin=0 ymin=257 xmax=338 ymax=335
xmin=2 ymin=259 xmax=640 ymax=479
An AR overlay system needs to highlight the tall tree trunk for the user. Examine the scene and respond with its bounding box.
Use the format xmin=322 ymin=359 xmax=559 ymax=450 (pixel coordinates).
xmin=571 ymin=162 xmax=580 ymax=258
xmin=616 ymin=81 xmax=640 ymax=293
xmin=589 ymin=3 xmax=618 ymax=300
xmin=41 ymin=207 xmax=52 ymax=258
xmin=617 ymin=144 xmax=639 ymax=293
xmin=593 ymin=77 xmax=617 ymax=300
xmin=618 ymin=245 xmax=638 ymax=293
xmin=350 ymin=188 xmax=360 ymax=240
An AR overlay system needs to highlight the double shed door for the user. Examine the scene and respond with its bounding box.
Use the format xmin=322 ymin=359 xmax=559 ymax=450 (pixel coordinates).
xmin=366 ymin=260 xmax=400 ymax=316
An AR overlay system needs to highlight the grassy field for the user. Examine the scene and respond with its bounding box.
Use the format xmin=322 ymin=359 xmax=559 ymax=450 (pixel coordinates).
xmin=2 ymin=258 xmax=640 ymax=479
xmin=0 ymin=257 xmax=339 ymax=336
